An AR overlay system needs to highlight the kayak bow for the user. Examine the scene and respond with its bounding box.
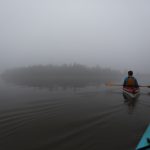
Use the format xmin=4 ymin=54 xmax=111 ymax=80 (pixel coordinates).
xmin=136 ymin=124 xmax=150 ymax=150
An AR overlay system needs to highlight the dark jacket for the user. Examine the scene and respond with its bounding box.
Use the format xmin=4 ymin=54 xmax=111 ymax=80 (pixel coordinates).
xmin=123 ymin=76 xmax=139 ymax=88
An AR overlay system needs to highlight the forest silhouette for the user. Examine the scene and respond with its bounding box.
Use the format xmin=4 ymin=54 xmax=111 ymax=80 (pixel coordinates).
xmin=1 ymin=64 xmax=122 ymax=89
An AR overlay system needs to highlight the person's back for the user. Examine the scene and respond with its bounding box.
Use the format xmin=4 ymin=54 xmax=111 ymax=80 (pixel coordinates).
xmin=123 ymin=71 xmax=139 ymax=88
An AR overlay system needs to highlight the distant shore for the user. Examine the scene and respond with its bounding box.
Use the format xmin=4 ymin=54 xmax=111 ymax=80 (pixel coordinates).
xmin=1 ymin=64 xmax=122 ymax=88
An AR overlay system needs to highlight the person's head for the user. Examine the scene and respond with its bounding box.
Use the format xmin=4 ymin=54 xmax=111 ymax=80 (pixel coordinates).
xmin=128 ymin=70 xmax=133 ymax=76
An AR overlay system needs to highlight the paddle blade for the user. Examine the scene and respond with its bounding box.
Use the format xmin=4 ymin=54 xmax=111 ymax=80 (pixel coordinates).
xmin=105 ymin=81 xmax=122 ymax=87
xmin=105 ymin=81 xmax=114 ymax=87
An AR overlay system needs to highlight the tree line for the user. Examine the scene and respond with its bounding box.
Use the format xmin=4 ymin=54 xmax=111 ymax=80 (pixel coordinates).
xmin=1 ymin=64 xmax=122 ymax=88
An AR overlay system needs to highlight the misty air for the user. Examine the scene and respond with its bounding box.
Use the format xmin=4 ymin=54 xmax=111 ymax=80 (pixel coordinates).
xmin=0 ymin=1 xmax=150 ymax=150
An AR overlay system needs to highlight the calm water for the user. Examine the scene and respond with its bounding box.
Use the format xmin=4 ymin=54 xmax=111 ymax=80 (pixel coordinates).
xmin=0 ymin=78 xmax=150 ymax=150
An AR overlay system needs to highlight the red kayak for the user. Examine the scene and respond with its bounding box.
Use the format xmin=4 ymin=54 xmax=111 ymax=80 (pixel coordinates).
xmin=123 ymin=87 xmax=140 ymax=99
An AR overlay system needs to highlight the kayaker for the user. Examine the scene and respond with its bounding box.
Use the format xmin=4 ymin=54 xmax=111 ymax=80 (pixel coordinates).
xmin=123 ymin=70 xmax=139 ymax=88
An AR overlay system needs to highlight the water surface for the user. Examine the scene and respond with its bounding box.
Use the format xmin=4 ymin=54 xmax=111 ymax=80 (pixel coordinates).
xmin=0 ymin=78 xmax=150 ymax=150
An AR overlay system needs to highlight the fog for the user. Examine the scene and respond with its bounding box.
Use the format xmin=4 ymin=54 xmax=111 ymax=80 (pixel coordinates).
xmin=0 ymin=0 xmax=150 ymax=73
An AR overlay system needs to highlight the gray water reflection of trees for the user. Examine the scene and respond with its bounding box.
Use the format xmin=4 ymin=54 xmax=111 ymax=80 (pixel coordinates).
xmin=1 ymin=64 xmax=122 ymax=89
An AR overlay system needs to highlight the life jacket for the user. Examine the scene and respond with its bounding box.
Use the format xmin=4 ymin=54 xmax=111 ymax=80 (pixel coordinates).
xmin=126 ymin=77 xmax=135 ymax=86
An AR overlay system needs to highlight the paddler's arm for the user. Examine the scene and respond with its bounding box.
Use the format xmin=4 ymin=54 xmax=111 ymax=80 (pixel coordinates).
xmin=123 ymin=77 xmax=127 ymax=87
xmin=134 ymin=78 xmax=139 ymax=88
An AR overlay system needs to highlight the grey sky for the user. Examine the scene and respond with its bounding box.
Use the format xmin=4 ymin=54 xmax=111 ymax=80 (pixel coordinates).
xmin=0 ymin=0 xmax=150 ymax=73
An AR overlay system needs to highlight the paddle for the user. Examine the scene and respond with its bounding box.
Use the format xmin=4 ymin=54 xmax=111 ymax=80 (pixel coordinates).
xmin=105 ymin=82 xmax=150 ymax=88
xmin=105 ymin=83 xmax=122 ymax=87
xmin=139 ymin=85 xmax=150 ymax=88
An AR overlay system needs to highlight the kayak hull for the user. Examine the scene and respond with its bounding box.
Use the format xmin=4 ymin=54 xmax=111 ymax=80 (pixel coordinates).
xmin=123 ymin=87 xmax=140 ymax=99
xmin=136 ymin=124 xmax=150 ymax=150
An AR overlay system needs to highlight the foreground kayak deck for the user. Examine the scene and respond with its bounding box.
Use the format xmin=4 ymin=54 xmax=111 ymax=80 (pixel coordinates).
xmin=136 ymin=124 xmax=150 ymax=150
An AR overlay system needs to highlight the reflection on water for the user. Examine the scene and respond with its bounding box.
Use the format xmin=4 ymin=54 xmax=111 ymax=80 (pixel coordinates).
xmin=2 ymin=77 xmax=104 ymax=91
xmin=122 ymin=91 xmax=140 ymax=114
xmin=123 ymin=96 xmax=139 ymax=114
xmin=0 ymin=78 xmax=150 ymax=150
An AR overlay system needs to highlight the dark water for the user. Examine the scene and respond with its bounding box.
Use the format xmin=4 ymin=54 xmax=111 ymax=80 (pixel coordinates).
xmin=0 ymin=78 xmax=150 ymax=150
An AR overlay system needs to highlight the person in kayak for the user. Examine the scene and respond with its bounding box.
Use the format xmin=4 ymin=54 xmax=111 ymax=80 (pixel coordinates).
xmin=123 ymin=70 xmax=139 ymax=88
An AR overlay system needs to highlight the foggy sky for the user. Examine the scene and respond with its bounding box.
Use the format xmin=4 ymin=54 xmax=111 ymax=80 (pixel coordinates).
xmin=0 ymin=0 xmax=150 ymax=73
